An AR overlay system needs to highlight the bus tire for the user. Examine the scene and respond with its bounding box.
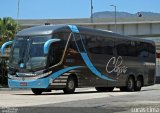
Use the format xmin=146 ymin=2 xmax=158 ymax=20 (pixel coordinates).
xmin=31 ymin=88 xmax=43 ymax=95
xmin=135 ymin=77 xmax=143 ymax=91
xmin=126 ymin=76 xmax=135 ymax=92
xmin=63 ymin=76 xmax=76 ymax=94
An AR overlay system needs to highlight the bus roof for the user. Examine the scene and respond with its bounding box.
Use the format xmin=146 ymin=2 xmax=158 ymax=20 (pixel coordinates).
xmin=16 ymin=24 xmax=68 ymax=36
xmin=78 ymin=26 xmax=155 ymax=44
xmin=16 ymin=24 xmax=154 ymax=45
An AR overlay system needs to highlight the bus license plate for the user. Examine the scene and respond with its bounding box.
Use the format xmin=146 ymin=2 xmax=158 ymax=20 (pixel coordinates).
xmin=20 ymin=82 xmax=27 ymax=86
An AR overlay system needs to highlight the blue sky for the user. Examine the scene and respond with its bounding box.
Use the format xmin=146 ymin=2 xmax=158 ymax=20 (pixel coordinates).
xmin=0 ymin=0 xmax=160 ymax=19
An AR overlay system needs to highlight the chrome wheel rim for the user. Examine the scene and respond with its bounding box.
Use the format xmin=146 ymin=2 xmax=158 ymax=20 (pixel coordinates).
xmin=137 ymin=80 xmax=141 ymax=88
xmin=128 ymin=79 xmax=133 ymax=89
xmin=68 ymin=80 xmax=74 ymax=89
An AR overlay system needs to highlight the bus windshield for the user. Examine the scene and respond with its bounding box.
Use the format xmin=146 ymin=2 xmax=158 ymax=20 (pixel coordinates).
xmin=10 ymin=36 xmax=51 ymax=71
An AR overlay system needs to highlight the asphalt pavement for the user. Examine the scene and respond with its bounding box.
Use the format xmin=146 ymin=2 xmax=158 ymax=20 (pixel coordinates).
xmin=0 ymin=85 xmax=160 ymax=113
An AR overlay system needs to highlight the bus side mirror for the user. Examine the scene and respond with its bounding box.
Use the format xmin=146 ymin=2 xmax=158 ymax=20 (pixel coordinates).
xmin=44 ymin=39 xmax=61 ymax=54
xmin=1 ymin=41 xmax=13 ymax=55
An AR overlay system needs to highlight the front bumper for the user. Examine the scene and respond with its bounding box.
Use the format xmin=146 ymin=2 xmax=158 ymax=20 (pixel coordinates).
xmin=8 ymin=77 xmax=50 ymax=88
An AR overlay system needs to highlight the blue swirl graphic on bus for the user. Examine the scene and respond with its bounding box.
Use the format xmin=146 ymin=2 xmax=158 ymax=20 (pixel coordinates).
xmin=80 ymin=52 xmax=115 ymax=81
xmin=68 ymin=25 xmax=79 ymax=33
xmin=8 ymin=66 xmax=83 ymax=88
xmin=68 ymin=25 xmax=116 ymax=81
xmin=50 ymin=66 xmax=83 ymax=80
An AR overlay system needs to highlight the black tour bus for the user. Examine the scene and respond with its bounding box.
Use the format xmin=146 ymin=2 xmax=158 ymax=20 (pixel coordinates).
xmin=1 ymin=25 xmax=156 ymax=95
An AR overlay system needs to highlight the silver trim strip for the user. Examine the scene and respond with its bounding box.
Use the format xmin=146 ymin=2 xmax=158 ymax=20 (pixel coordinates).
xmin=51 ymin=83 xmax=66 ymax=85
xmin=8 ymin=71 xmax=52 ymax=80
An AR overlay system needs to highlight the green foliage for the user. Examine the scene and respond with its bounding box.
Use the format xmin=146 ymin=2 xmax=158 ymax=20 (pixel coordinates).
xmin=0 ymin=17 xmax=18 ymax=46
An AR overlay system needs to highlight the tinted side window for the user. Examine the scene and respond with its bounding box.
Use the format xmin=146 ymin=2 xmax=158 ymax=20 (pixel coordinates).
xmin=148 ymin=43 xmax=155 ymax=54
xmin=128 ymin=41 xmax=137 ymax=57
xmin=116 ymin=40 xmax=129 ymax=56
xmin=70 ymin=33 xmax=87 ymax=53
xmin=87 ymin=35 xmax=114 ymax=55
xmin=137 ymin=42 xmax=149 ymax=57
xmin=53 ymin=32 xmax=69 ymax=48
xmin=116 ymin=40 xmax=140 ymax=57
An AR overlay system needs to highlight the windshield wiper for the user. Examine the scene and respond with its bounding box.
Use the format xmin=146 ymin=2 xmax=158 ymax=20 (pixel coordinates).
xmin=18 ymin=49 xmax=26 ymax=64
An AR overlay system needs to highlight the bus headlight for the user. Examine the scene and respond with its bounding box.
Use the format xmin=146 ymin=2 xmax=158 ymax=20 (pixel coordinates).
xmin=37 ymin=71 xmax=52 ymax=78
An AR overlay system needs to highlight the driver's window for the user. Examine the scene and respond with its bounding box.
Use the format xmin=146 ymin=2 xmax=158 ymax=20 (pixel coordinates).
xmin=48 ymin=42 xmax=62 ymax=66
xmin=48 ymin=32 xmax=70 ymax=67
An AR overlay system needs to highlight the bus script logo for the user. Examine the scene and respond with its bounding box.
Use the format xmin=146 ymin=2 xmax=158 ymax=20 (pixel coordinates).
xmin=106 ymin=56 xmax=127 ymax=76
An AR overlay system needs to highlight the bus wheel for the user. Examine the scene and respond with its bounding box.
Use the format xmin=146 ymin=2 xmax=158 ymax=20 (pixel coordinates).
xmin=95 ymin=87 xmax=107 ymax=92
xmin=63 ymin=76 xmax=76 ymax=94
xmin=31 ymin=88 xmax=43 ymax=95
xmin=135 ymin=77 xmax=142 ymax=91
xmin=126 ymin=76 xmax=135 ymax=92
